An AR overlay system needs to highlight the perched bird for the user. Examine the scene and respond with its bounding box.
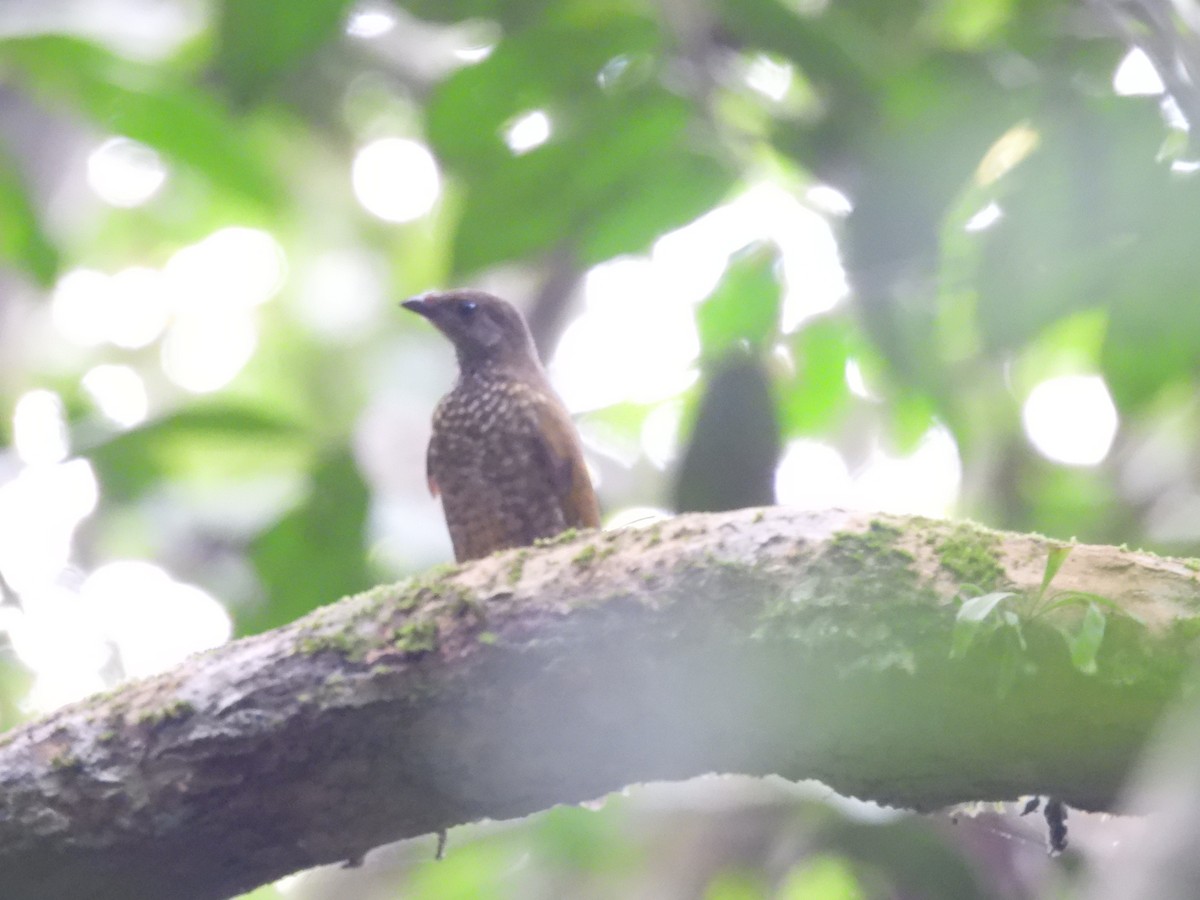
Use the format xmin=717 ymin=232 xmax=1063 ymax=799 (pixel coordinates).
xmin=403 ymin=289 xmax=600 ymax=562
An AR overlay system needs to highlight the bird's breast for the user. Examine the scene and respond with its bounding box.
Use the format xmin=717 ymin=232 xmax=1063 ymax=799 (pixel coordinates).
xmin=433 ymin=378 xmax=536 ymax=448
xmin=428 ymin=375 xmax=571 ymax=560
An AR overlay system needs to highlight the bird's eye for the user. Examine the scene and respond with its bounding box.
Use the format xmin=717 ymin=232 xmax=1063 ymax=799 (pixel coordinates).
xmin=457 ymin=300 xmax=477 ymax=317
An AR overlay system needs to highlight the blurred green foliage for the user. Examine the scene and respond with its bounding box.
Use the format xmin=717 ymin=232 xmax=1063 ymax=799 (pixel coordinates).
xmin=215 ymin=0 xmax=357 ymax=107
xmin=0 ymin=35 xmax=287 ymax=209
xmin=1 ymin=0 xmax=1195 ymax=894
xmin=0 ymin=141 xmax=57 ymax=284
xmin=427 ymin=12 xmax=733 ymax=273
xmin=85 ymin=405 xmax=307 ymax=503
xmin=247 ymin=447 xmax=371 ymax=633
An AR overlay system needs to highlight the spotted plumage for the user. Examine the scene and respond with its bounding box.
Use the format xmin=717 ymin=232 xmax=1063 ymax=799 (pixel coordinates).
xmin=403 ymin=290 xmax=600 ymax=562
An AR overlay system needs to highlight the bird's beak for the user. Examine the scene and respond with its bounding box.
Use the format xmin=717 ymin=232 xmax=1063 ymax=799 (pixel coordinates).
xmin=401 ymin=297 xmax=432 ymax=318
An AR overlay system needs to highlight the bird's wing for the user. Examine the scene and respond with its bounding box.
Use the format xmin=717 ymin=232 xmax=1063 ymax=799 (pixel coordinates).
xmin=530 ymin=391 xmax=601 ymax=529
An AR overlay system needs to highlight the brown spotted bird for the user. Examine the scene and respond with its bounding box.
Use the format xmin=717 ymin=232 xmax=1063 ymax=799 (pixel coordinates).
xmin=403 ymin=290 xmax=600 ymax=562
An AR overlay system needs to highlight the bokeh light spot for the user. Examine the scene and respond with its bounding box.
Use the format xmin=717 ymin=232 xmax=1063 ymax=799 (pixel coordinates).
xmin=5 ymin=585 xmax=110 ymax=711
xmin=653 ymin=182 xmax=848 ymax=331
xmin=806 ymin=184 xmax=853 ymax=216
xmin=641 ymin=401 xmax=685 ymax=469
xmin=964 ymin=201 xmax=1003 ymax=233
xmin=295 ymin=249 xmax=386 ymax=339
xmin=156 ymin=227 xmax=284 ymax=393
xmin=51 ymin=268 xmax=113 ymax=346
xmin=552 ymin=258 xmax=700 ymax=410
xmin=81 ymin=561 xmax=231 ymax=678
xmin=165 ymin=227 xmax=286 ymax=313
xmin=0 ymin=460 xmax=98 ymax=593
xmin=854 ymin=425 xmax=962 ymax=515
xmin=13 ymin=389 xmax=69 ymax=465
xmin=82 ymin=364 xmax=149 ymax=427
xmin=774 ymin=440 xmax=852 ymax=509
xmin=86 ymin=137 xmax=167 ymax=207
xmin=162 ymin=311 xmax=258 ymax=394
xmin=1113 ymin=47 xmax=1164 ymax=96
xmin=504 ymin=109 xmax=552 ymax=154
xmin=744 ymin=53 xmax=795 ymax=102
xmin=844 ymin=358 xmax=877 ymax=400
xmin=775 ymin=427 xmax=962 ymax=516
xmin=107 ymin=266 xmax=170 ymax=348
xmin=352 ymin=137 xmax=441 ymax=223
xmin=553 ymin=183 xmax=846 ymax=419
xmin=345 ymin=3 xmax=396 ymax=38
xmin=1022 ymin=374 xmax=1118 ymax=466
xmin=51 ymin=266 xmax=170 ymax=349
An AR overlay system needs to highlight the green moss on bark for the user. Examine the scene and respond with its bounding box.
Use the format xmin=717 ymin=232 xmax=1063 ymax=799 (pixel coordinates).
xmin=935 ymin=523 xmax=1005 ymax=591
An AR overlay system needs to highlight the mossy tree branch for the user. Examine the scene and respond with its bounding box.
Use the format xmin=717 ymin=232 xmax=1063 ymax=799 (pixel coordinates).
xmin=0 ymin=507 xmax=1196 ymax=900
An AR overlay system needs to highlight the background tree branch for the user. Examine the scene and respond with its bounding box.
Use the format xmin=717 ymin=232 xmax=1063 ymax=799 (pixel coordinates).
xmin=0 ymin=507 xmax=1196 ymax=900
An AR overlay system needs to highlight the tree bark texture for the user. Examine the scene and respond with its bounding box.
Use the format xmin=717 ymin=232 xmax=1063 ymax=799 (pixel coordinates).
xmin=0 ymin=507 xmax=1196 ymax=899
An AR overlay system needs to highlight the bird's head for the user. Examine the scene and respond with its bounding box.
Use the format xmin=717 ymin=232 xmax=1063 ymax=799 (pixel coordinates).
xmin=402 ymin=290 xmax=539 ymax=373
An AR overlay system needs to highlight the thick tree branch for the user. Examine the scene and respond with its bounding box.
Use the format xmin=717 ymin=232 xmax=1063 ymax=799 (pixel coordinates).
xmin=0 ymin=508 xmax=1196 ymax=899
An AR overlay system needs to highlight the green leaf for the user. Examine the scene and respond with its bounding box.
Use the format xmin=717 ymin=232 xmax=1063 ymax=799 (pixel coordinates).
xmin=1066 ymin=602 xmax=1106 ymax=675
xmin=84 ymin=406 xmax=307 ymax=502
xmin=886 ymin=390 xmax=937 ymax=453
xmin=779 ymin=317 xmax=854 ymax=437
xmin=448 ymin=139 xmax=582 ymax=275
xmin=1041 ymin=590 xmax=1133 ymax=620
xmin=971 ymin=95 xmax=1200 ymax=414
xmin=448 ymin=88 xmax=696 ymax=275
xmin=1038 ymin=543 xmax=1072 ymax=596
xmin=429 ymin=15 xmax=718 ymax=274
xmin=427 ymin=15 xmax=660 ymax=171
xmin=924 ymin=0 xmax=1017 ymax=49
xmin=695 ymin=243 xmax=782 ymax=362
xmin=0 ymin=36 xmax=284 ymax=209
xmin=950 ymin=619 xmax=984 ymax=659
xmin=950 ymin=590 xmax=1014 ymax=658
xmin=579 ymin=399 xmax=663 ymax=459
xmin=214 ymin=0 xmax=355 ymax=106
xmin=958 ymin=590 xmax=1016 ymax=621
xmin=715 ymin=0 xmax=875 ymax=102
xmin=579 ymin=150 xmax=732 ymax=265
xmin=0 ymin=145 xmax=58 ymax=285
xmin=245 ymin=448 xmax=371 ymax=635
xmin=1001 ymin=609 xmax=1026 ymax=650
